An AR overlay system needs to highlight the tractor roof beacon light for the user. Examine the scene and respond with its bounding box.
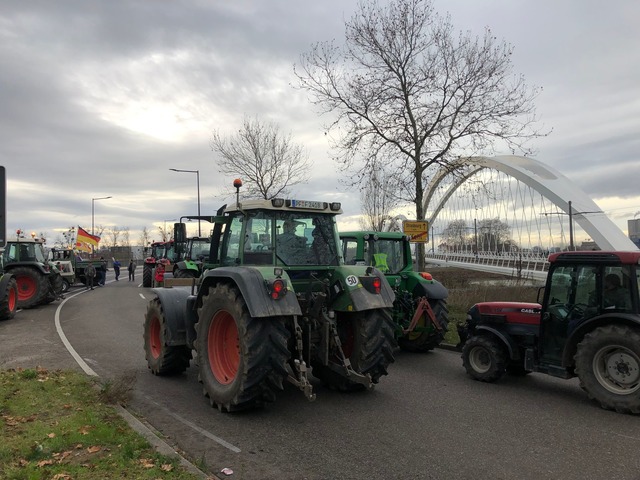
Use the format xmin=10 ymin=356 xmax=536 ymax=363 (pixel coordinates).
xmin=233 ymin=178 xmax=242 ymax=208
xmin=271 ymin=198 xmax=285 ymax=208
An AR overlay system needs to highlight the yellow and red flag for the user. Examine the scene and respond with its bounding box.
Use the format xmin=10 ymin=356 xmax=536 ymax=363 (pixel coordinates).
xmin=76 ymin=226 xmax=100 ymax=252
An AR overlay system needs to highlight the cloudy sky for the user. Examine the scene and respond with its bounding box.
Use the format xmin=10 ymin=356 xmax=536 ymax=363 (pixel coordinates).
xmin=2 ymin=0 xmax=639 ymax=247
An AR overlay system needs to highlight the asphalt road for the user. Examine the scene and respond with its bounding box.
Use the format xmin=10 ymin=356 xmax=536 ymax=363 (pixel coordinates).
xmin=2 ymin=274 xmax=640 ymax=480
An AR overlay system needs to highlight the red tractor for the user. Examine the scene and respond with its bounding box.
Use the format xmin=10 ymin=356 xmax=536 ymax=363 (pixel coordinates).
xmin=459 ymin=251 xmax=640 ymax=414
xmin=142 ymin=240 xmax=175 ymax=287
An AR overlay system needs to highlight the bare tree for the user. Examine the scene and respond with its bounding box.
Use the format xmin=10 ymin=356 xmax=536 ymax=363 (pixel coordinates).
xmin=158 ymin=225 xmax=171 ymax=242
xmin=121 ymin=228 xmax=131 ymax=248
xmin=442 ymin=219 xmax=471 ymax=252
xmin=106 ymin=226 xmax=124 ymax=248
xmin=139 ymin=227 xmax=151 ymax=250
xmin=359 ymin=166 xmax=399 ymax=231
xmin=295 ymin=0 xmax=547 ymax=269
xmin=211 ymin=115 xmax=311 ymax=199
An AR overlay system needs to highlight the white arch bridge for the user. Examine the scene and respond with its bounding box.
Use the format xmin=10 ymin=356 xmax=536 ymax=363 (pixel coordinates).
xmin=421 ymin=155 xmax=638 ymax=281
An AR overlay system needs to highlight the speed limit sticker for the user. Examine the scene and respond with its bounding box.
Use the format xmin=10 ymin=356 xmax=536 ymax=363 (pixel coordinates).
xmin=345 ymin=275 xmax=358 ymax=287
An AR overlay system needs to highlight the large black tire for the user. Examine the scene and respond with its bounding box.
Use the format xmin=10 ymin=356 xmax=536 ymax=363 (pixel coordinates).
xmin=0 ymin=277 xmax=18 ymax=320
xmin=398 ymin=299 xmax=449 ymax=352
xmin=462 ymin=335 xmax=507 ymax=382
xmin=143 ymin=297 xmax=191 ymax=375
xmin=142 ymin=264 xmax=153 ymax=288
xmin=10 ymin=266 xmax=48 ymax=309
xmin=174 ymin=268 xmax=198 ymax=279
xmin=312 ymin=309 xmax=397 ymax=392
xmin=195 ymin=283 xmax=290 ymax=412
xmin=574 ymin=325 xmax=640 ymax=414
xmin=41 ymin=272 xmax=64 ymax=305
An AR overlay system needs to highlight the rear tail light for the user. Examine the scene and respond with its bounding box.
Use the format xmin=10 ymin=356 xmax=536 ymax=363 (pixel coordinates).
xmin=360 ymin=276 xmax=382 ymax=294
xmin=267 ymin=279 xmax=287 ymax=300
xmin=419 ymin=272 xmax=433 ymax=280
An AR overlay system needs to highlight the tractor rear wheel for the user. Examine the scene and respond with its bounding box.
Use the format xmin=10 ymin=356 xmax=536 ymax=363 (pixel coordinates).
xmin=0 ymin=277 xmax=18 ymax=320
xmin=312 ymin=309 xmax=396 ymax=391
xmin=142 ymin=264 xmax=153 ymax=287
xmin=575 ymin=325 xmax=640 ymax=414
xmin=195 ymin=283 xmax=290 ymax=412
xmin=11 ymin=266 xmax=48 ymax=309
xmin=462 ymin=335 xmax=507 ymax=382
xmin=143 ymin=297 xmax=191 ymax=375
xmin=398 ymin=299 xmax=449 ymax=352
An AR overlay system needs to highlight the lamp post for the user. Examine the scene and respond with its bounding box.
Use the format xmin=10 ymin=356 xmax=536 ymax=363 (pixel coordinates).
xmin=91 ymin=196 xmax=112 ymax=254
xmin=169 ymin=168 xmax=200 ymax=235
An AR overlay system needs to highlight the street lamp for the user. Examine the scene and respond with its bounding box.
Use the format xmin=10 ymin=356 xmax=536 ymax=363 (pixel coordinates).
xmin=169 ymin=168 xmax=200 ymax=235
xmin=91 ymin=196 xmax=112 ymax=254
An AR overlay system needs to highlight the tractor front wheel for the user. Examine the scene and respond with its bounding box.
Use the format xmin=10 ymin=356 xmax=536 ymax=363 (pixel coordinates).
xmin=143 ymin=297 xmax=191 ymax=375
xmin=174 ymin=268 xmax=198 ymax=279
xmin=462 ymin=335 xmax=507 ymax=382
xmin=10 ymin=267 xmax=48 ymax=309
xmin=142 ymin=264 xmax=153 ymax=288
xmin=575 ymin=325 xmax=640 ymax=414
xmin=0 ymin=277 xmax=18 ymax=320
xmin=195 ymin=283 xmax=290 ymax=412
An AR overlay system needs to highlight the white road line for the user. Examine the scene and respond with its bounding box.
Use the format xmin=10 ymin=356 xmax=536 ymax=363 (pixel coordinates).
xmin=53 ymin=289 xmax=99 ymax=377
xmin=145 ymin=397 xmax=241 ymax=453
xmin=139 ymin=293 xmax=146 ymax=300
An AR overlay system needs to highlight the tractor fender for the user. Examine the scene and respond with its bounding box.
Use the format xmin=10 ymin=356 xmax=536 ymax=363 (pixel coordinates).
xmin=562 ymin=313 xmax=640 ymax=367
xmin=475 ymin=325 xmax=520 ymax=360
xmin=0 ymin=272 xmax=15 ymax=291
xmin=330 ymin=266 xmax=395 ymax=312
xmin=5 ymin=262 xmax=49 ymax=276
xmin=199 ymin=267 xmax=303 ymax=318
xmin=413 ymin=279 xmax=448 ymax=301
xmin=151 ymin=287 xmax=194 ymax=347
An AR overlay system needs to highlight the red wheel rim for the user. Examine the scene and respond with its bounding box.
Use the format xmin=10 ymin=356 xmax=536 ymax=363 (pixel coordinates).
xmin=16 ymin=276 xmax=37 ymax=301
xmin=149 ymin=316 xmax=162 ymax=359
xmin=8 ymin=286 xmax=17 ymax=312
xmin=208 ymin=311 xmax=239 ymax=384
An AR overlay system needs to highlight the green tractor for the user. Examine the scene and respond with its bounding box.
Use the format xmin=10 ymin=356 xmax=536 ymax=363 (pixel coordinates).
xmin=1 ymin=233 xmax=64 ymax=308
xmin=172 ymin=235 xmax=211 ymax=279
xmin=340 ymin=231 xmax=449 ymax=352
xmin=143 ymin=181 xmax=397 ymax=412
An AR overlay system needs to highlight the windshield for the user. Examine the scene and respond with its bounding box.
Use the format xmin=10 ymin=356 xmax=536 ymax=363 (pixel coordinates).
xmin=368 ymin=238 xmax=406 ymax=274
xmin=221 ymin=210 xmax=340 ymax=267
xmin=189 ymin=239 xmax=210 ymax=260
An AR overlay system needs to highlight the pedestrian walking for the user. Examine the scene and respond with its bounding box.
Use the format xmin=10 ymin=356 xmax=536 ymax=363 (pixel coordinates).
xmin=97 ymin=256 xmax=107 ymax=286
xmin=128 ymin=259 xmax=136 ymax=281
xmin=85 ymin=263 xmax=96 ymax=290
xmin=113 ymin=258 xmax=121 ymax=281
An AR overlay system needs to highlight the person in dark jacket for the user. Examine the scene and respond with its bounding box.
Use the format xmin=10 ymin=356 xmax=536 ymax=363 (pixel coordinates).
xmin=85 ymin=263 xmax=96 ymax=290
xmin=128 ymin=259 xmax=136 ymax=281
xmin=97 ymin=257 xmax=107 ymax=286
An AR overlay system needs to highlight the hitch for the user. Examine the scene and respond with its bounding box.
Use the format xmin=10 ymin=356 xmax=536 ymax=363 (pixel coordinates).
xmin=403 ymin=297 xmax=442 ymax=334
xmin=287 ymin=316 xmax=316 ymax=402
xmin=326 ymin=310 xmax=374 ymax=390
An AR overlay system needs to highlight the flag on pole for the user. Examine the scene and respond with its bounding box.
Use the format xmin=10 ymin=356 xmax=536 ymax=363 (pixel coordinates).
xmin=76 ymin=226 xmax=100 ymax=252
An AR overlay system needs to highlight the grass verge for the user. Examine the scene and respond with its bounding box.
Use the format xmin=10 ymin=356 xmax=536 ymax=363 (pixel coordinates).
xmin=0 ymin=367 xmax=203 ymax=480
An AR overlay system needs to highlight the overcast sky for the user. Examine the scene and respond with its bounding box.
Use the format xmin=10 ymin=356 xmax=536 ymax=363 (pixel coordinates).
xmin=2 ymin=0 xmax=639 ymax=246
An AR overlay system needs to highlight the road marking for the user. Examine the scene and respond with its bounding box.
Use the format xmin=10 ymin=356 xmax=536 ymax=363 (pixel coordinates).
xmin=145 ymin=397 xmax=241 ymax=453
xmin=54 ymin=290 xmax=99 ymax=377
xmin=139 ymin=293 xmax=146 ymax=300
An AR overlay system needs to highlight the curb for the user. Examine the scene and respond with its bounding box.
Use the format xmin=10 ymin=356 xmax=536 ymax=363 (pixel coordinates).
xmin=115 ymin=405 xmax=217 ymax=480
